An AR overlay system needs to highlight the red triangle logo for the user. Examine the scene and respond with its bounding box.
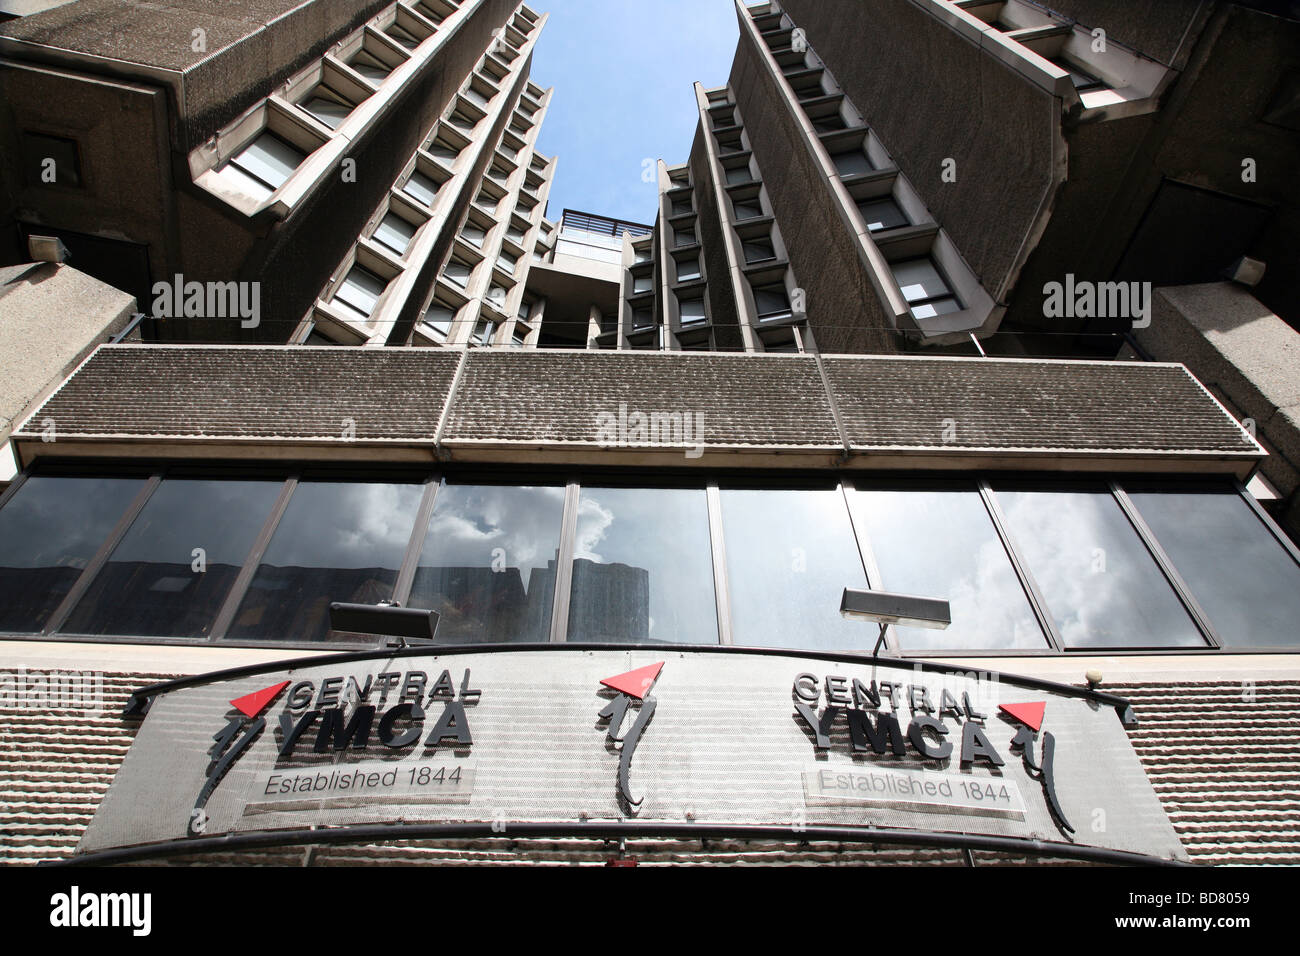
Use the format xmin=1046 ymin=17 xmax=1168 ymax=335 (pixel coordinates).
xmin=999 ymin=701 xmax=1046 ymax=732
xmin=230 ymin=680 xmax=290 ymax=718
xmin=600 ymin=662 xmax=664 ymax=700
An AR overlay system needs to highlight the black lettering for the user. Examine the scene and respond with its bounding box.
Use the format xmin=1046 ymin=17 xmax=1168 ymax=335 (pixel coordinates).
xmin=793 ymin=700 xmax=838 ymax=749
xmin=377 ymin=702 xmax=424 ymax=748
xmin=908 ymin=716 xmax=952 ymax=760
xmin=278 ymin=709 xmax=320 ymax=758
xmin=846 ymin=709 xmax=907 ymax=756
xmin=314 ymin=705 xmax=376 ymax=752
xmin=960 ymin=720 xmax=1005 ymax=767
xmin=424 ymin=701 xmax=472 ymax=748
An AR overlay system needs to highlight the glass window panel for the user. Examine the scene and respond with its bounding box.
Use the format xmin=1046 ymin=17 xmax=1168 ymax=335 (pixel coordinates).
xmin=423 ymin=303 xmax=456 ymax=337
xmin=444 ymin=260 xmax=471 ymax=287
xmin=857 ymin=197 xmax=909 ymax=232
xmin=725 ymin=165 xmax=753 ymax=185
xmin=754 ymin=284 xmax=791 ymax=320
xmin=229 ymin=132 xmax=305 ymax=191
xmin=676 ymin=258 xmax=701 ymax=281
xmin=373 ymin=212 xmax=416 ymax=255
xmin=632 ymin=275 xmax=652 ymax=294
xmin=385 ymin=23 xmax=422 ymax=49
xmin=568 ymin=487 xmax=716 ymax=644
xmin=849 ymin=486 xmax=1047 ymax=650
xmin=227 ymin=481 xmax=423 ymax=642
xmin=402 ymin=170 xmax=438 ymax=206
xmin=632 ymin=307 xmax=654 ymax=329
xmin=1128 ymin=487 xmax=1300 ymax=648
xmin=474 ymin=319 xmax=497 ymax=344
xmin=909 ymin=297 xmax=962 ymax=319
xmin=679 ymin=297 xmax=706 ymax=324
xmin=733 ymin=200 xmax=762 ymax=220
xmin=992 ymin=485 xmax=1207 ymax=648
xmin=61 ymin=479 xmax=281 ymax=638
xmin=301 ymin=92 xmax=351 ymax=130
xmin=891 ymin=258 xmax=949 ymax=303
xmin=461 ymin=225 xmax=487 ymax=247
xmin=497 ymin=252 xmax=518 ymax=274
xmin=675 ymin=229 xmax=695 ymax=247
xmin=0 ymin=476 xmax=144 ymax=633
xmin=831 ymin=150 xmax=872 ymax=177
xmin=430 ymin=139 xmax=461 ymax=162
xmin=407 ymin=483 xmax=565 ymax=643
xmin=334 ymin=264 xmax=387 ymax=318
xmin=721 ymin=488 xmax=868 ymax=650
xmin=349 ymin=50 xmax=392 ymax=84
xmin=743 ymin=239 xmax=775 ymax=263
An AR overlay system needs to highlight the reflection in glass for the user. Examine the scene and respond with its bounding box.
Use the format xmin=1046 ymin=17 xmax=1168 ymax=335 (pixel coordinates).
xmin=568 ymin=487 xmax=716 ymax=644
xmin=61 ymin=479 xmax=281 ymax=638
xmin=850 ymin=486 xmax=1047 ymax=650
xmin=721 ymin=488 xmax=867 ymax=650
xmin=0 ymin=476 xmax=143 ymax=633
xmin=227 ymin=481 xmax=423 ymax=642
xmin=993 ymin=485 xmax=1206 ymax=648
xmin=408 ymin=483 xmax=564 ymax=643
xmin=1129 ymin=487 xmax=1300 ymax=648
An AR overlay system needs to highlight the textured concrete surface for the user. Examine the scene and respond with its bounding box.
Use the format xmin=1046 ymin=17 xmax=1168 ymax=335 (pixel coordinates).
xmin=0 ymin=262 xmax=135 ymax=440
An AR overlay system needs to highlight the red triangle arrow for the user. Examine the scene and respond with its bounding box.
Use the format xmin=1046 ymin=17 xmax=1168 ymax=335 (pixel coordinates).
xmin=600 ymin=662 xmax=664 ymax=700
xmin=230 ymin=680 xmax=290 ymax=718
xmin=999 ymin=701 xmax=1046 ymax=732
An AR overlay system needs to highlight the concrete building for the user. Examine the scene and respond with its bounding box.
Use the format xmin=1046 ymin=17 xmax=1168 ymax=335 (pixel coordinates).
xmin=0 ymin=0 xmax=1298 ymax=869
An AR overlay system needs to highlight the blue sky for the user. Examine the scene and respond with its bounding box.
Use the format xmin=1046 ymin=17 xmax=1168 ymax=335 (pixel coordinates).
xmin=530 ymin=1 xmax=740 ymax=226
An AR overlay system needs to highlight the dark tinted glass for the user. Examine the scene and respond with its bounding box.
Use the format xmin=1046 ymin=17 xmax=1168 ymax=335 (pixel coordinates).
xmin=721 ymin=488 xmax=868 ymax=650
xmin=568 ymin=486 xmax=716 ymax=644
xmin=850 ymin=486 xmax=1047 ymax=650
xmin=1128 ymin=487 xmax=1300 ymax=647
xmin=227 ymin=481 xmax=423 ymax=642
xmin=993 ymin=485 xmax=1206 ymax=648
xmin=408 ymin=483 xmax=565 ymax=643
xmin=0 ymin=476 xmax=143 ymax=633
xmin=61 ymin=479 xmax=281 ymax=638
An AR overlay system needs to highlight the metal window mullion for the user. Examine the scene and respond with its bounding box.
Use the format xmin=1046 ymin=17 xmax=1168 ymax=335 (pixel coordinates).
xmin=838 ymin=478 xmax=900 ymax=653
xmin=43 ymin=473 xmax=163 ymax=636
xmin=1235 ymin=478 xmax=1300 ymax=566
xmin=1111 ymin=481 xmax=1222 ymax=649
xmin=392 ymin=476 xmax=441 ymax=608
xmin=209 ymin=476 xmax=298 ymax=642
xmin=548 ymin=478 xmax=580 ymax=642
xmin=978 ymin=480 xmax=1064 ymax=653
xmin=705 ymin=483 xmax=732 ymax=645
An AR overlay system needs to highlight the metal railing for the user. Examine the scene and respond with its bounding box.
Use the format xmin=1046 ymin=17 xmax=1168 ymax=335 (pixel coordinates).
xmin=560 ymin=208 xmax=652 ymax=240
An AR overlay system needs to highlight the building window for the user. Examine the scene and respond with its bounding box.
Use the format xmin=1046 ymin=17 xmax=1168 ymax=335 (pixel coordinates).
xmin=849 ymin=485 xmax=1048 ymax=651
xmin=347 ymin=48 xmax=394 ymax=85
xmin=992 ymin=484 xmax=1208 ymax=649
xmin=720 ymin=487 xmax=868 ymax=650
xmin=221 ymin=131 xmax=306 ymax=199
xmin=725 ymin=164 xmax=754 ymax=185
xmin=486 ymin=286 xmax=508 ymax=311
xmin=428 ymin=137 xmax=462 ymax=163
xmin=678 ymin=295 xmax=707 ymax=325
xmin=384 ymin=20 xmax=426 ymax=50
xmin=372 ymin=212 xmax=417 ymax=256
xmin=890 ymin=258 xmax=962 ymax=319
xmin=752 ymin=282 xmax=792 ymax=321
xmin=226 ymin=481 xmax=424 ymax=643
xmin=401 ymin=169 xmax=439 ymax=207
xmin=632 ymin=274 xmax=653 ymax=294
xmin=422 ymin=301 xmax=458 ymax=340
xmin=675 ymin=227 xmax=696 ymax=247
xmin=0 ymin=476 xmax=145 ymax=633
xmin=568 ymin=486 xmax=717 ymax=644
xmin=857 ymin=196 xmax=909 ymax=232
xmin=671 ymin=197 xmax=693 ymax=216
xmin=732 ymin=197 xmax=763 ymax=220
xmin=461 ymin=224 xmax=487 ymax=247
xmin=742 ymin=237 xmax=776 ymax=263
xmin=830 ymin=148 xmax=872 ymax=177
xmin=407 ymin=483 xmax=565 ymax=643
xmin=298 ymin=83 xmax=357 ymax=131
xmin=334 ymin=264 xmax=387 ymax=319
xmin=60 ymin=479 xmax=282 ymax=639
xmin=497 ymin=251 xmax=519 ymax=275
xmin=1126 ymin=485 xmax=1300 ymax=648
xmin=473 ymin=318 xmax=498 ymax=344
xmin=443 ymin=259 xmax=472 ymax=289
xmin=632 ymin=306 xmax=654 ymax=330
xmin=676 ymin=257 xmax=702 ymax=282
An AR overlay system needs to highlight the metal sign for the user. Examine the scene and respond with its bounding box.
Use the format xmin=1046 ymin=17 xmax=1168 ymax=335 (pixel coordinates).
xmin=75 ymin=647 xmax=1188 ymax=863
